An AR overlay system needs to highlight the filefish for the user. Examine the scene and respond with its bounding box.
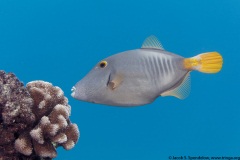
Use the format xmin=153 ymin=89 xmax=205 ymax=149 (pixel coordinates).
xmin=71 ymin=36 xmax=223 ymax=106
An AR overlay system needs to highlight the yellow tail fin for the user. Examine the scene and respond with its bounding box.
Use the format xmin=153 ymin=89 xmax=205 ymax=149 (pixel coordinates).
xmin=183 ymin=52 xmax=223 ymax=73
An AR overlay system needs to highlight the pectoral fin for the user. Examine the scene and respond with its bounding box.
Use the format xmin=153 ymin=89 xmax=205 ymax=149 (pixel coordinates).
xmin=161 ymin=73 xmax=191 ymax=99
xmin=107 ymin=73 xmax=124 ymax=90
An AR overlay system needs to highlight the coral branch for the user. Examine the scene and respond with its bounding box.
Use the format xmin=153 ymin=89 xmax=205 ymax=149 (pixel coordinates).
xmin=26 ymin=81 xmax=68 ymax=121
xmin=14 ymin=133 xmax=33 ymax=156
xmin=62 ymin=124 xmax=80 ymax=150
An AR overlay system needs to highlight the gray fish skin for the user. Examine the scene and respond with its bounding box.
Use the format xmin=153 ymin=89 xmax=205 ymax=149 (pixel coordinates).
xmin=71 ymin=48 xmax=188 ymax=106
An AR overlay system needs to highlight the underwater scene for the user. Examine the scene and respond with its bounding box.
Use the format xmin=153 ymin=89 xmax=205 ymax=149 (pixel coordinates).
xmin=0 ymin=0 xmax=240 ymax=160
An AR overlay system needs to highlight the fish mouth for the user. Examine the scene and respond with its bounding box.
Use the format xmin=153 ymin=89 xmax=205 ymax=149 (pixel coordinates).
xmin=71 ymin=86 xmax=76 ymax=97
xmin=71 ymin=85 xmax=88 ymax=100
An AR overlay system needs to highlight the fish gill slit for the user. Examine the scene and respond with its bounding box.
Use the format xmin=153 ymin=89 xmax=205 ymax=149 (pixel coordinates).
xmin=106 ymin=73 xmax=111 ymax=87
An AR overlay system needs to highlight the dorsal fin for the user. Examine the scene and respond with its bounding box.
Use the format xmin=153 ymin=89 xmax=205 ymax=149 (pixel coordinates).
xmin=141 ymin=35 xmax=164 ymax=50
xmin=161 ymin=73 xmax=191 ymax=99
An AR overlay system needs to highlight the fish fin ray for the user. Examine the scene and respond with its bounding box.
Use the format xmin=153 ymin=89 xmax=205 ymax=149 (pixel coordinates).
xmin=141 ymin=35 xmax=164 ymax=50
xmin=161 ymin=73 xmax=191 ymax=99
xmin=183 ymin=52 xmax=223 ymax=73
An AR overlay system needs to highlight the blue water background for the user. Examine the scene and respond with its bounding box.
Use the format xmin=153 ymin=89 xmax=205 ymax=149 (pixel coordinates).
xmin=1 ymin=0 xmax=240 ymax=159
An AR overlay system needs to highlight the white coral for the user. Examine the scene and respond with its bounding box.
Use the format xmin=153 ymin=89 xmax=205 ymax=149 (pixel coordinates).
xmin=30 ymin=127 xmax=44 ymax=144
xmin=15 ymin=136 xmax=32 ymax=156
xmin=49 ymin=124 xmax=60 ymax=136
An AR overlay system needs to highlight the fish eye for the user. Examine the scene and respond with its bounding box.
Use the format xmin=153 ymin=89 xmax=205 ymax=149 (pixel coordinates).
xmin=99 ymin=61 xmax=108 ymax=68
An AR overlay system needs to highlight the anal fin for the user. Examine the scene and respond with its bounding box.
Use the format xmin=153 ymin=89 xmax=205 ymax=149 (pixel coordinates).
xmin=161 ymin=73 xmax=191 ymax=99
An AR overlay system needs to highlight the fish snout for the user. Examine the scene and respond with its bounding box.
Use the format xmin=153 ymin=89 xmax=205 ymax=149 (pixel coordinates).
xmin=71 ymin=85 xmax=88 ymax=101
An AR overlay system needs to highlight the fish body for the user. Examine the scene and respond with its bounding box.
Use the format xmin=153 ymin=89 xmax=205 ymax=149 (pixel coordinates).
xmin=71 ymin=36 xmax=223 ymax=106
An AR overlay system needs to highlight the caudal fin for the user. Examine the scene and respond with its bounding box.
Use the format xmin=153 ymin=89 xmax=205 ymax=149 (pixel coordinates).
xmin=183 ymin=52 xmax=223 ymax=73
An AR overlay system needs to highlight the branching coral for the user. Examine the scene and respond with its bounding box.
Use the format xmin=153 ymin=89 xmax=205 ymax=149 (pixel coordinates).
xmin=0 ymin=71 xmax=80 ymax=160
